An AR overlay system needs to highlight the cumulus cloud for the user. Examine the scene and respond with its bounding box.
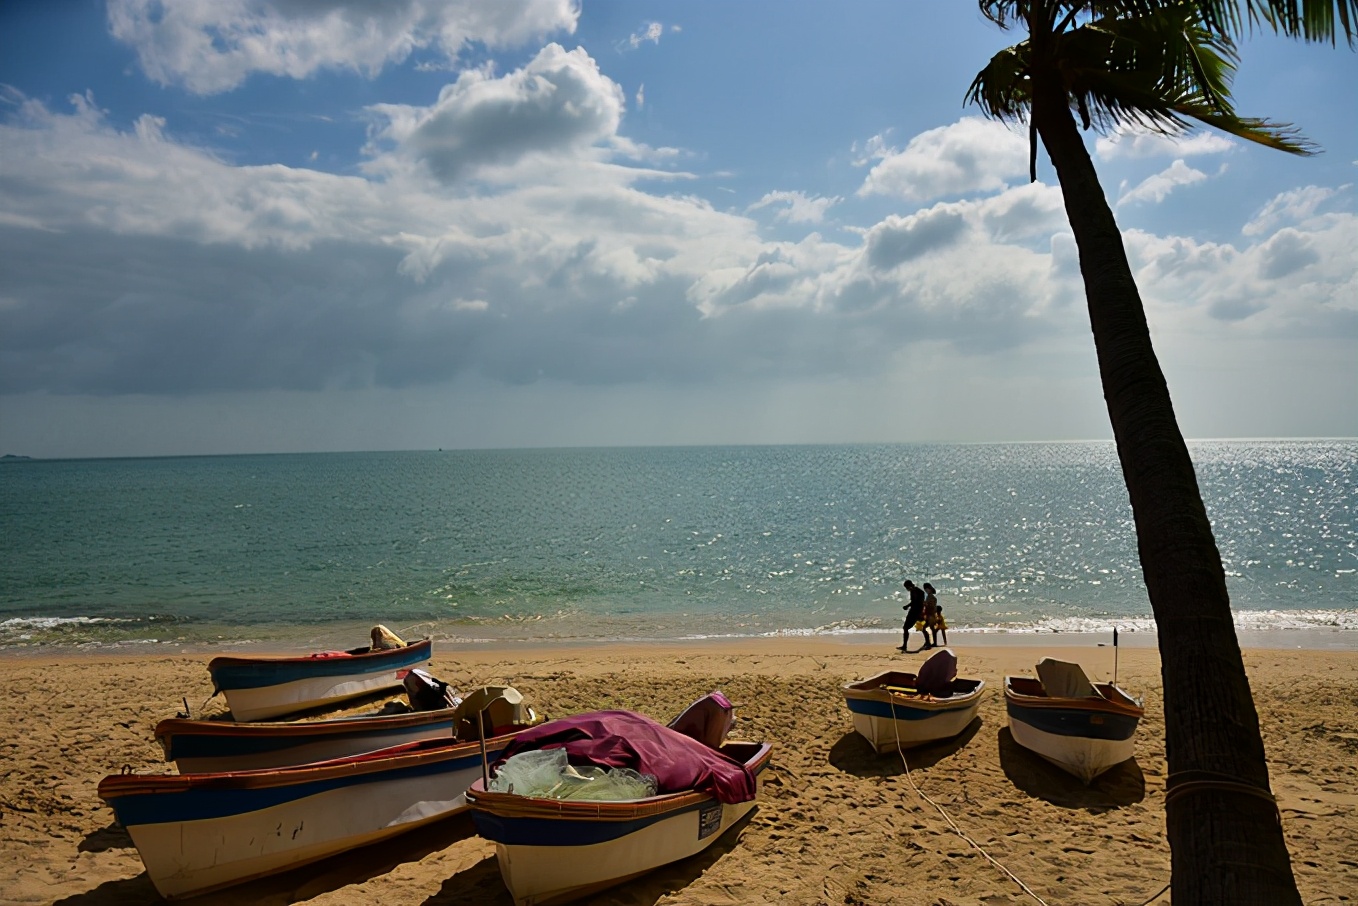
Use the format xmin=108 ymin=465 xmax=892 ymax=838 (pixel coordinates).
xmin=747 ymin=191 xmax=840 ymax=224
xmin=1124 ymin=210 xmax=1357 ymax=334
xmin=366 ymin=44 xmax=626 ymax=183
xmin=864 ymin=207 xmax=968 ymax=269
xmin=1096 ymin=127 xmax=1235 ymax=160
xmin=856 ymin=117 xmax=1029 ymax=203
xmin=1117 ymin=159 xmax=1208 ymax=207
xmin=1257 ymin=228 xmax=1321 ymax=279
xmin=1 ymin=92 xmax=1352 ymax=409
xmin=106 ymin=0 xmax=580 ymax=94
xmin=1242 ymin=185 xmax=1347 ymax=236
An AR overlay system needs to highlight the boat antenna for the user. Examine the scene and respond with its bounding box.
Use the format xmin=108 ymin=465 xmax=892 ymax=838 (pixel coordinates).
xmin=477 ymin=700 xmax=491 ymax=790
xmin=1113 ymin=626 xmax=1119 ymax=687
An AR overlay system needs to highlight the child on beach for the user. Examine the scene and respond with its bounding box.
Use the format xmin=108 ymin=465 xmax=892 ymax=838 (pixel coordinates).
xmin=932 ymin=606 xmax=947 ymax=645
xmin=920 ymin=583 xmax=939 ymax=650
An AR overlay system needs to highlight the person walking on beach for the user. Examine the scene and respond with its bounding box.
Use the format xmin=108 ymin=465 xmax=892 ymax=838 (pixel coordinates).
xmin=901 ymin=580 xmax=925 ymax=651
xmin=921 ymin=583 xmax=939 ymax=650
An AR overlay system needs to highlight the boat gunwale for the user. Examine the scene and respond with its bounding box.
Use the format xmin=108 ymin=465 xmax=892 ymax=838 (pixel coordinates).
xmin=842 ymin=670 xmax=986 ymax=706
xmin=464 ymin=741 xmax=772 ymax=822
xmin=154 ymin=705 xmax=457 ymax=743
xmin=206 ymin=637 xmax=432 ymax=672
xmin=99 ymin=727 xmax=526 ymax=799
xmin=1003 ymin=675 xmax=1144 ymax=719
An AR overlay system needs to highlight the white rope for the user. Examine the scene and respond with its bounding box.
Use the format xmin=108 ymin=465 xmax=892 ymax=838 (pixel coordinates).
xmin=888 ymin=694 xmax=1051 ymax=906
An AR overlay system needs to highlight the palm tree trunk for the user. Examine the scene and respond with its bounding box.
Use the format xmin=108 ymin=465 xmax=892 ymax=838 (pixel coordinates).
xmin=1029 ymin=75 xmax=1301 ymax=904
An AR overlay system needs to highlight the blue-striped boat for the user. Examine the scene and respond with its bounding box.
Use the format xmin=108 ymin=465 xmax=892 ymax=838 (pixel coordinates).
xmin=842 ymin=668 xmax=985 ymax=752
xmin=207 ymin=638 xmax=432 ymax=722
xmin=98 ymin=729 xmax=519 ymax=899
xmin=1004 ymin=658 xmax=1143 ymax=783
xmin=466 ymin=740 xmax=772 ymax=906
xmin=157 ymin=683 xmax=536 ymax=772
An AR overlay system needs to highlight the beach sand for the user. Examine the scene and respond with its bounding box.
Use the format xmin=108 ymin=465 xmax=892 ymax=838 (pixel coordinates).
xmin=2 ymin=637 xmax=1355 ymax=905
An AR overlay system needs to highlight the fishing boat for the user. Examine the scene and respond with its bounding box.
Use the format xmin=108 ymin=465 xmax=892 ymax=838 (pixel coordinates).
xmin=156 ymin=683 xmax=535 ymax=773
xmin=207 ymin=635 xmax=432 ymax=722
xmin=466 ymin=704 xmax=769 ymax=906
xmin=1004 ymin=657 xmax=1143 ymax=783
xmin=843 ymin=649 xmax=985 ymax=752
xmin=99 ymin=693 xmax=527 ymax=899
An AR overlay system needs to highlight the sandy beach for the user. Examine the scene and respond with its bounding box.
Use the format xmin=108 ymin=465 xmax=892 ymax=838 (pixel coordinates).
xmin=2 ymin=636 xmax=1355 ymax=905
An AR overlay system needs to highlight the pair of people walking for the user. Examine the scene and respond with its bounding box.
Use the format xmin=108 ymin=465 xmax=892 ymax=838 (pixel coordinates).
xmin=900 ymin=580 xmax=945 ymax=652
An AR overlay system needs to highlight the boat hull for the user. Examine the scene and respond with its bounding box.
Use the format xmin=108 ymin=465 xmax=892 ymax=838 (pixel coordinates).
xmin=843 ymin=670 xmax=985 ymax=752
xmin=207 ymin=639 xmax=432 ymax=722
xmin=1004 ymin=676 xmax=1142 ymax=783
xmin=156 ymin=708 xmax=458 ymax=773
xmin=468 ymin=741 xmax=771 ymax=906
xmin=99 ymin=733 xmax=511 ymax=899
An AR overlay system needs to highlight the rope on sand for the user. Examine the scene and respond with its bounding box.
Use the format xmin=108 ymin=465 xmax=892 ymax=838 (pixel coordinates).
xmin=888 ymin=697 xmax=1051 ymax=906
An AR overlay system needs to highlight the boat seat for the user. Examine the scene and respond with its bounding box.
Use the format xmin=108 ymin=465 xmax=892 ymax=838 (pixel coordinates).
xmin=915 ymin=648 xmax=958 ymax=695
xmin=454 ymin=686 xmax=531 ymax=739
xmin=668 ymin=691 xmax=734 ymax=749
xmin=1035 ymin=657 xmax=1099 ymax=699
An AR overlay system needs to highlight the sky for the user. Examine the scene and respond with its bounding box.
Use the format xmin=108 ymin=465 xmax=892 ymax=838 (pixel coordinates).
xmin=0 ymin=0 xmax=1354 ymax=459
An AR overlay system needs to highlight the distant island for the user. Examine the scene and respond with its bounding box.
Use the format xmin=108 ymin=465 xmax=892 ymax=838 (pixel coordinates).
xmin=1 ymin=454 xmax=34 ymax=461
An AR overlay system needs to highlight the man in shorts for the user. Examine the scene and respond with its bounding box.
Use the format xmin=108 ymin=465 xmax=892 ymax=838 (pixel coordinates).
xmin=900 ymin=580 xmax=925 ymax=652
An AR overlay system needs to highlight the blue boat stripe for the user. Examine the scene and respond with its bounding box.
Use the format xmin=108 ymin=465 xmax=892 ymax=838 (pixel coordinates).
xmin=166 ymin=719 xmax=456 ymax=760
xmin=209 ymin=642 xmax=430 ymax=690
xmin=471 ymin=799 xmax=710 ymax=846
xmin=846 ymin=698 xmax=976 ymax=721
xmin=106 ymin=744 xmax=502 ymax=827
xmin=1006 ymin=703 xmax=1139 ymax=741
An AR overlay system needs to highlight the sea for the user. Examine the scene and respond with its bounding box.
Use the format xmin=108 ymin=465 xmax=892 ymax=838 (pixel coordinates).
xmin=1 ymin=441 xmax=1354 ymax=652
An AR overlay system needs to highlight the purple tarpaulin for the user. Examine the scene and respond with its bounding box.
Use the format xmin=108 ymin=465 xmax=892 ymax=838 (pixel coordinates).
xmin=491 ymin=710 xmax=758 ymax=804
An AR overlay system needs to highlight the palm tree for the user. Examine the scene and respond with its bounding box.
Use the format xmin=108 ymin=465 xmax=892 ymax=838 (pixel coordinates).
xmin=966 ymin=2 xmax=1355 ymax=902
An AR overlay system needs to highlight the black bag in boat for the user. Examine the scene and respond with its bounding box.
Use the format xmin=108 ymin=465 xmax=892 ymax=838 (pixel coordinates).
xmin=404 ymin=668 xmax=455 ymax=711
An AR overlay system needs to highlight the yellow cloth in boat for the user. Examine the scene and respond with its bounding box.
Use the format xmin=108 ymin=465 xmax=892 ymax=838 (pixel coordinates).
xmin=370 ymin=625 xmax=406 ymax=649
xmin=1035 ymin=657 xmax=1099 ymax=699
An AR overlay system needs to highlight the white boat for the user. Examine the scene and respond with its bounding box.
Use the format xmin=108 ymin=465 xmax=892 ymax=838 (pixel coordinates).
xmin=1004 ymin=657 xmax=1143 ymax=783
xmin=843 ymin=658 xmax=985 ymax=752
xmin=99 ymin=723 xmax=522 ymax=899
xmin=207 ymin=637 xmax=432 ymax=721
xmin=465 ymin=706 xmax=769 ymax=906
xmin=156 ymin=684 xmax=535 ymax=773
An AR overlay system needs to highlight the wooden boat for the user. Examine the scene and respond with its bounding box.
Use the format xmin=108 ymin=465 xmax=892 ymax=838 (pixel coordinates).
xmin=99 ymin=725 xmax=522 ymax=899
xmin=843 ymin=665 xmax=985 ymax=753
xmin=207 ymin=637 xmax=432 ymax=721
xmin=1004 ymin=657 xmax=1143 ymax=783
xmin=156 ymin=684 xmax=535 ymax=773
xmin=465 ymin=707 xmax=769 ymax=906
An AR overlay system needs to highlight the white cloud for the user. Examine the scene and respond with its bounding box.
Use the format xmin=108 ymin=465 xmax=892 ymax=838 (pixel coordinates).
xmin=747 ymin=191 xmax=840 ymax=224
xmin=619 ymin=22 xmax=666 ymax=51
xmin=1096 ymin=127 xmax=1235 ymax=160
xmin=0 ymin=89 xmax=1351 ymax=422
xmin=106 ymin=0 xmax=580 ymax=94
xmin=857 ymin=117 xmax=1029 ymax=203
xmin=366 ymin=44 xmax=626 ymax=184
xmin=1117 ymin=159 xmax=1208 ymax=207
xmin=1242 ymin=185 xmax=1347 ymax=236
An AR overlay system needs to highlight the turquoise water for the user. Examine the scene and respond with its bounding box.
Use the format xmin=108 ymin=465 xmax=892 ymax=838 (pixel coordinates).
xmin=1 ymin=442 xmax=1354 ymax=649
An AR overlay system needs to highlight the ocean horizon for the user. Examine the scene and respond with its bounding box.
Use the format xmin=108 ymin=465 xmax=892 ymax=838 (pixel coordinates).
xmin=2 ymin=440 xmax=1354 ymax=652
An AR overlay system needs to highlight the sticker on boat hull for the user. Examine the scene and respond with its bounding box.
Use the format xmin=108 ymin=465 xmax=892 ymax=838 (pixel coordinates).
xmin=698 ymin=802 xmax=723 ymax=839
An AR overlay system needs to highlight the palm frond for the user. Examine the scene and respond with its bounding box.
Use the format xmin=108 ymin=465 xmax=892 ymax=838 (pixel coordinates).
xmin=1196 ymin=0 xmax=1358 ymax=44
xmin=966 ymin=43 xmax=1034 ymax=120
xmin=969 ymin=3 xmax=1318 ymax=156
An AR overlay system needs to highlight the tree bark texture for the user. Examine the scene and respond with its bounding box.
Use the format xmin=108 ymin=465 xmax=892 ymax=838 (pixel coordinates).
xmin=1029 ymin=73 xmax=1302 ymax=905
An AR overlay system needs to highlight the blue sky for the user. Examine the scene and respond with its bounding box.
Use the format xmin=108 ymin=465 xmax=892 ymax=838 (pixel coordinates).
xmin=0 ymin=0 xmax=1354 ymax=458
